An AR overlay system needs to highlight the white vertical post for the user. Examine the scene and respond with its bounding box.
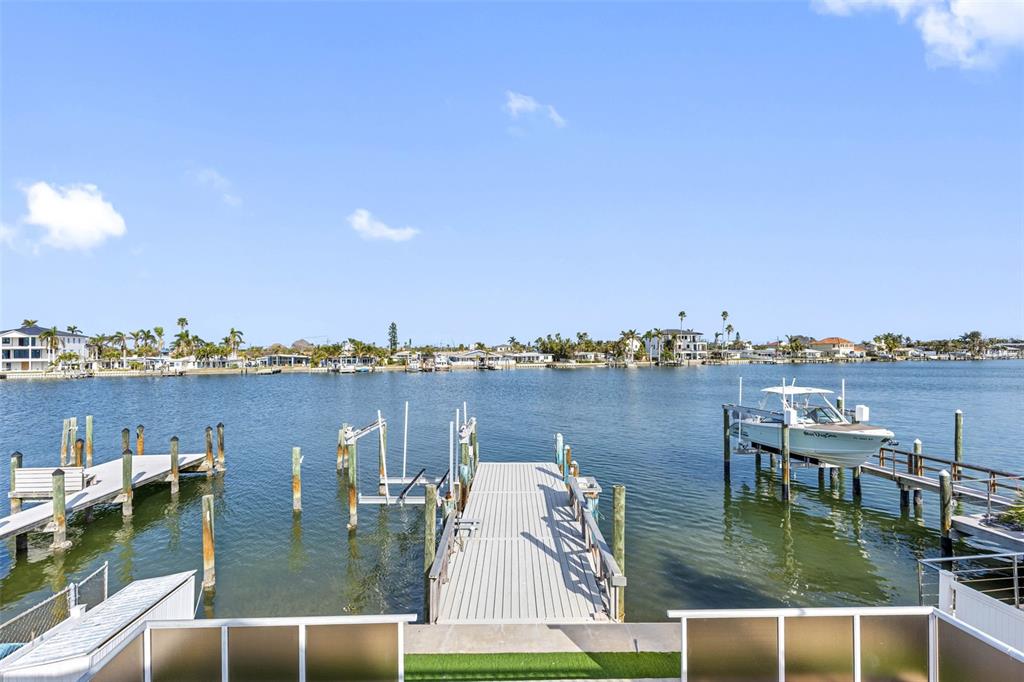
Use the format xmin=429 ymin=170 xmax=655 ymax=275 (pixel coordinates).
xmin=448 ymin=421 xmax=455 ymax=496
xmin=402 ymin=401 xmax=409 ymax=480
xmin=143 ymin=627 xmax=152 ymax=682
xmin=679 ymin=618 xmax=688 ymax=682
xmin=298 ymin=623 xmax=307 ymax=681
xmin=738 ymin=376 xmax=743 ymax=405
xmin=221 ymin=625 xmax=229 ymax=682
xmin=463 ymin=401 xmax=468 ymax=426
xmin=378 ymin=410 xmax=390 ymax=503
xmin=777 ymin=616 xmax=785 ymax=682
xmin=927 ymin=611 xmax=937 ymax=682
xmin=853 ymin=614 xmax=861 ymax=682
xmin=397 ymin=621 xmax=405 ymax=682
xmin=842 ymin=379 xmax=846 ymax=414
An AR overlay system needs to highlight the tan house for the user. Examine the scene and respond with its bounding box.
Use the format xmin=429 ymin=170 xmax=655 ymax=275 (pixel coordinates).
xmin=810 ymin=337 xmax=855 ymax=357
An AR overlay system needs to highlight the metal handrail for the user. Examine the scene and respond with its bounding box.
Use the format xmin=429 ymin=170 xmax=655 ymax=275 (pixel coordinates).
xmin=918 ymin=552 xmax=1022 ymax=609
xmin=426 ymin=513 xmax=458 ymax=623
xmin=566 ymin=476 xmax=626 ymax=621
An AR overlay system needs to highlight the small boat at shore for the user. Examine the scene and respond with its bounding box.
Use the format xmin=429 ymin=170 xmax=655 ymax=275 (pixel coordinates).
xmin=730 ymin=384 xmax=894 ymax=467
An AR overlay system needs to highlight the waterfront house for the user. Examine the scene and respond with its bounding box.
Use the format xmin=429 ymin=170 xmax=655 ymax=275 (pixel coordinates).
xmin=810 ymin=336 xmax=856 ymax=357
xmin=259 ymin=353 xmax=311 ymax=367
xmin=0 ymin=325 xmax=89 ymax=373
xmin=573 ymin=351 xmax=606 ymax=363
xmin=646 ymin=329 xmax=708 ymax=363
xmin=513 ymin=351 xmax=553 ymax=365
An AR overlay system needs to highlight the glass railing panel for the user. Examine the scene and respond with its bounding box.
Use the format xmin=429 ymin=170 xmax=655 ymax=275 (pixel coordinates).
xmin=151 ymin=626 xmax=221 ymax=682
xmin=687 ymin=617 xmax=777 ymax=681
xmin=228 ymin=625 xmax=300 ymax=681
xmin=306 ymin=622 xmax=399 ymax=681
xmin=91 ymin=633 xmax=142 ymax=682
xmin=938 ymin=617 xmax=1024 ymax=681
xmin=860 ymin=614 xmax=928 ymax=682
xmin=784 ymin=616 xmax=854 ymax=681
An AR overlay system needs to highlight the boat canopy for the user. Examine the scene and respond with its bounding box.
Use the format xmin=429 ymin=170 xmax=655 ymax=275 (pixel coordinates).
xmin=761 ymin=386 xmax=834 ymax=396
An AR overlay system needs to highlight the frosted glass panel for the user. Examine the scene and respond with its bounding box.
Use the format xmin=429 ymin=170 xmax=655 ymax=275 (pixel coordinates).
xmin=860 ymin=614 xmax=928 ymax=682
xmin=785 ymin=616 xmax=854 ymax=681
xmin=306 ymin=623 xmax=399 ymax=681
xmin=687 ymin=617 xmax=777 ymax=681
xmin=152 ymin=627 xmax=221 ymax=682
xmin=228 ymin=625 xmax=300 ymax=681
xmin=92 ymin=633 xmax=142 ymax=682
xmin=938 ymin=618 xmax=1024 ymax=682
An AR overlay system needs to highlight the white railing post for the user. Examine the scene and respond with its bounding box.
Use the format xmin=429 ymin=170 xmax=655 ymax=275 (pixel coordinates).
xmin=679 ymin=618 xmax=687 ymax=682
xmin=298 ymin=623 xmax=306 ymax=682
xmin=927 ymin=611 xmax=937 ymax=682
xmin=777 ymin=616 xmax=785 ymax=682
xmin=853 ymin=614 xmax=861 ymax=682
xmin=143 ymin=626 xmax=152 ymax=682
xmin=221 ymin=625 xmax=229 ymax=682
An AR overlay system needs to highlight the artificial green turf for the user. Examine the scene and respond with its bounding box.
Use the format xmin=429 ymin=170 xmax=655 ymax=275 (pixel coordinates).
xmin=405 ymin=652 xmax=680 ymax=680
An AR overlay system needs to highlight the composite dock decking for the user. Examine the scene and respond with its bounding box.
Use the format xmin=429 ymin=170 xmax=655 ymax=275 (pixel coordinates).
xmin=435 ymin=462 xmax=607 ymax=624
xmin=0 ymin=454 xmax=206 ymax=540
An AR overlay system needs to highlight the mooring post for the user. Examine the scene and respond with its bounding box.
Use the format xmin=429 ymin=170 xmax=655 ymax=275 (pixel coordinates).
xmin=470 ymin=424 xmax=479 ymax=471
xmin=10 ymin=451 xmax=23 ymax=514
xmin=60 ymin=419 xmax=69 ymax=466
xmin=818 ymin=466 xmax=826 ymax=488
xmin=217 ymin=422 xmax=225 ymax=469
xmin=51 ymin=469 xmax=71 ymax=550
xmin=170 ymin=437 xmax=180 ymax=494
xmin=913 ymin=439 xmax=923 ymax=510
xmin=121 ymin=448 xmax=133 ymax=517
xmin=424 ymin=483 xmax=437 ymax=621
xmin=754 ymin=445 xmax=761 ymax=470
xmin=460 ymin=426 xmax=471 ymax=485
xmin=85 ymin=415 xmax=94 ymax=468
xmin=347 ymin=437 xmax=358 ymax=530
xmin=121 ymin=428 xmax=130 ymax=456
xmin=555 ymin=433 xmax=565 ymax=473
xmin=70 ymin=417 xmax=78 ymax=455
xmin=853 ymin=466 xmax=862 ymax=499
xmin=939 ymin=470 xmax=953 ymax=556
xmin=781 ymin=423 xmax=791 ymax=502
xmin=459 ymin=464 xmax=470 ymax=512
xmin=202 ymin=494 xmax=216 ymax=590
xmin=953 ymin=410 xmax=963 ymax=482
xmin=342 ymin=421 xmax=350 ymax=471
xmin=205 ymin=426 xmax=214 ymax=474
xmin=722 ymin=407 xmax=731 ymax=479
xmin=378 ymin=422 xmax=388 ymax=496
xmin=829 ymin=466 xmax=839 ymax=487
xmin=563 ymin=445 xmax=573 ymax=486
xmin=74 ymin=438 xmax=84 ymax=468
xmin=292 ymin=447 xmax=302 ymax=513
xmin=612 ymin=484 xmax=626 ymax=622
xmin=136 ymin=424 xmax=145 ymax=457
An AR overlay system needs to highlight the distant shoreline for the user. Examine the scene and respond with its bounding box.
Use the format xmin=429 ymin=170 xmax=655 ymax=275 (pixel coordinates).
xmin=2 ymin=356 xmax=1019 ymax=381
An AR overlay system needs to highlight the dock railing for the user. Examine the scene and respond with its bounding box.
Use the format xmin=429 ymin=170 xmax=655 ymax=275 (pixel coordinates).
xmin=0 ymin=562 xmax=108 ymax=646
xmin=918 ymin=551 xmax=1022 ymax=609
xmin=426 ymin=513 xmax=459 ymax=624
xmin=667 ymin=605 xmax=1024 ymax=682
xmin=876 ymin=447 xmax=1021 ymax=507
xmin=567 ymin=476 xmax=626 ymax=622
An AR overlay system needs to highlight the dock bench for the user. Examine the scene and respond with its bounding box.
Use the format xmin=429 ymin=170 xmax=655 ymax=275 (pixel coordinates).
xmin=9 ymin=467 xmax=89 ymax=500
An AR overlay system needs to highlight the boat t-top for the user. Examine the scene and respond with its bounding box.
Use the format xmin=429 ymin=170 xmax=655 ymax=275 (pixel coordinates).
xmin=729 ymin=383 xmax=895 ymax=468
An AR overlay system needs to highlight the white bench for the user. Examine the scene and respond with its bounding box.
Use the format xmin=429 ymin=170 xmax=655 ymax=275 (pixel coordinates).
xmin=9 ymin=467 xmax=88 ymax=499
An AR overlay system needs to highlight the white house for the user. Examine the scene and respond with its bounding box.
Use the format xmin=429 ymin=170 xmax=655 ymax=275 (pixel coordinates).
xmin=573 ymin=351 xmax=606 ymax=363
xmin=810 ymin=337 xmax=856 ymax=357
xmin=646 ymin=329 xmax=707 ymax=363
xmin=1 ymin=325 xmax=89 ymax=373
xmin=513 ymin=351 xmax=553 ymax=365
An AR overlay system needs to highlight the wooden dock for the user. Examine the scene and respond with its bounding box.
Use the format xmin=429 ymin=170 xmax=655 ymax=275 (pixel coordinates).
xmin=2 ymin=453 xmax=207 ymax=542
xmin=428 ymin=461 xmax=624 ymax=624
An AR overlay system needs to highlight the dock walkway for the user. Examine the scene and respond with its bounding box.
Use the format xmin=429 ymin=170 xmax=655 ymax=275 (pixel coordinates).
xmin=434 ymin=462 xmax=608 ymax=624
xmin=1 ymin=454 xmax=205 ymax=540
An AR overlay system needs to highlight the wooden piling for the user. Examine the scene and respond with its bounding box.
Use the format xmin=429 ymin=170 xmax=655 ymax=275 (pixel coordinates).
xmin=51 ymin=469 xmax=70 ymax=550
xmin=459 ymin=464 xmax=469 ymax=512
xmin=121 ymin=448 xmax=133 ymax=517
xmin=121 ymin=428 xmax=130 ymax=455
xmin=954 ymin=410 xmax=963 ymax=482
xmin=818 ymin=466 xmax=826 ymax=487
xmin=60 ymin=419 xmax=70 ymax=466
xmin=913 ymin=439 xmax=923 ymax=510
xmin=205 ymin=426 xmax=214 ymax=474
xmin=136 ymin=424 xmax=145 ymax=457
xmin=470 ymin=427 xmax=479 ymax=470
xmin=74 ymin=438 xmax=84 ymax=468
xmin=781 ymin=423 xmax=791 ymax=501
xmin=612 ymin=484 xmax=625 ymax=622
xmin=202 ymin=494 xmax=216 ymax=590
xmin=10 ymin=452 xmax=22 ymax=514
xmin=337 ymin=425 xmax=346 ymax=471
xmin=217 ymin=422 xmax=225 ymax=469
xmin=85 ymin=415 xmax=94 ymax=468
xmin=940 ymin=470 xmax=953 ymax=556
xmin=170 ymin=437 xmax=180 ymax=494
xmin=564 ymin=445 xmax=573 ymax=486
xmin=347 ymin=439 xmax=358 ymax=530
xmin=829 ymin=467 xmax=839 ymax=487
xmin=292 ymin=447 xmax=302 ymax=513
xmin=722 ymin=408 xmax=731 ymax=479
xmin=424 ymin=484 xmax=437 ymax=620
xmin=853 ymin=466 xmax=862 ymax=499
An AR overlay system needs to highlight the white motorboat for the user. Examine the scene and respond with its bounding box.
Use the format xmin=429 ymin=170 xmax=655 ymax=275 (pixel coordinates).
xmin=730 ymin=384 xmax=894 ymax=468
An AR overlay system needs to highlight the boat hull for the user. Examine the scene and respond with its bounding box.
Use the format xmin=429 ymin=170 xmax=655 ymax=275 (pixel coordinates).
xmin=734 ymin=420 xmax=892 ymax=468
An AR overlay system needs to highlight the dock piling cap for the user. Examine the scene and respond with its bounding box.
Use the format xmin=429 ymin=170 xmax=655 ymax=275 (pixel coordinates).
xmin=579 ymin=476 xmax=601 ymax=496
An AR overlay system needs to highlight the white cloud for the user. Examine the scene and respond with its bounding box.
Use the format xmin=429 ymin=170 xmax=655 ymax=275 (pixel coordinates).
xmin=504 ymin=90 xmax=567 ymax=128
xmin=0 ymin=223 xmax=17 ymax=249
xmin=193 ymin=167 xmax=242 ymax=206
xmin=22 ymin=182 xmax=126 ymax=250
xmin=347 ymin=209 xmax=419 ymax=242
xmin=814 ymin=0 xmax=1024 ymax=68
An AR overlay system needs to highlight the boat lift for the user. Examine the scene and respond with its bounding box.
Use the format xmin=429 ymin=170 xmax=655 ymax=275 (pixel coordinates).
xmin=351 ymin=401 xmax=464 ymax=506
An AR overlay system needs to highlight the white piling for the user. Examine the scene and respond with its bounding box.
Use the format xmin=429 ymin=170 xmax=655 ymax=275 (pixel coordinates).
xmin=463 ymin=401 xmax=468 ymax=426
xmin=403 ymin=400 xmax=409 ymax=480
xmin=378 ymin=410 xmax=390 ymax=503
xmin=448 ymin=421 xmax=455 ymax=497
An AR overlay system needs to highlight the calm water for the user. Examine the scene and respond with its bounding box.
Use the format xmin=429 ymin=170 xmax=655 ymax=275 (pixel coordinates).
xmin=2 ymin=361 xmax=1022 ymax=621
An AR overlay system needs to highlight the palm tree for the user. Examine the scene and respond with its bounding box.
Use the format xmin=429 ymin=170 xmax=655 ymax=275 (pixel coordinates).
xmin=21 ymin=319 xmax=38 ymax=327
xmin=677 ymin=310 xmax=686 ymax=331
xmin=177 ymin=317 xmax=189 ymax=332
xmin=720 ymin=311 xmax=729 ymax=349
xmin=39 ymin=326 xmax=62 ymax=362
xmin=88 ymin=334 xmax=107 ymax=364
xmin=111 ymin=331 xmax=128 ymax=367
xmin=67 ymin=325 xmax=80 ymax=334
xmin=725 ymin=324 xmax=734 ymax=348
xmin=153 ymin=326 xmax=165 ymax=354
xmin=225 ymin=328 xmax=244 ymax=357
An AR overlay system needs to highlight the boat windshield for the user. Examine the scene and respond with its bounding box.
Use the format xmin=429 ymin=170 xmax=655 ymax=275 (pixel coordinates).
xmin=797 ymin=406 xmax=843 ymax=425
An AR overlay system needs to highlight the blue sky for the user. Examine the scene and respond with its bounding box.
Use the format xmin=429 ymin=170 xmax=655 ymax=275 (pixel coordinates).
xmin=2 ymin=1 xmax=1022 ymax=347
